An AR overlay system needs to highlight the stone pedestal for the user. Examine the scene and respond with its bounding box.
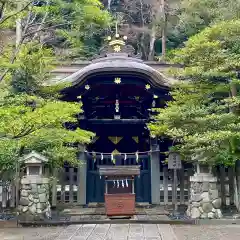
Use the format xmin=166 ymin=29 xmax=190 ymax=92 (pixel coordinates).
xmin=18 ymin=176 xmax=51 ymax=221
xmin=187 ymin=172 xmax=222 ymax=219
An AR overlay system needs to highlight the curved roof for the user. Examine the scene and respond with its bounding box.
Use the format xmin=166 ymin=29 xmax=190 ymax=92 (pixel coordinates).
xmin=58 ymin=54 xmax=173 ymax=89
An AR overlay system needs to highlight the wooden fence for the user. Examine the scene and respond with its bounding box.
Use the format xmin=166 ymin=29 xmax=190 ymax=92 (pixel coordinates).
xmin=0 ymin=181 xmax=16 ymax=209
xmin=159 ymin=166 xmax=194 ymax=206
xmin=215 ymin=164 xmax=240 ymax=210
xmin=51 ymin=167 xmax=81 ymax=206
xmin=1 ymin=163 xmax=240 ymax=211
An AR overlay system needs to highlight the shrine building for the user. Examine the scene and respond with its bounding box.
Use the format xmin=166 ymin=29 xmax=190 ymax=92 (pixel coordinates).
xmin=51 ymin=34 xmax=183 ymax=209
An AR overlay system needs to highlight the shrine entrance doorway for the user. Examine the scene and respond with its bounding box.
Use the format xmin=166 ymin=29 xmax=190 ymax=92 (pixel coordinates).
xmin=86 ymin=123 xmax=151 ymax=203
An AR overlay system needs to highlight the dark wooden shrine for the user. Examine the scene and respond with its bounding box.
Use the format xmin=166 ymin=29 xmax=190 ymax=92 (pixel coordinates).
xmin=54 ymin=32 xmax=177 ymax=206
xmin=99 ymin=165 xmax=140 ymax=216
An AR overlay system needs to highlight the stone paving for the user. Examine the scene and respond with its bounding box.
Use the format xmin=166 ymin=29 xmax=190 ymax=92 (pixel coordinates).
xmin=0 ymin=224 xmax=177 ymax=240
xmin=173 ymin=225 xmax=240 ymax=240
xmin=55 ymin=224 xmax=178 ymax=240
xmin=0 ymin=226 xmax=65 ymax=240
xmin=1 ymin=224 xmax=240 ymax=240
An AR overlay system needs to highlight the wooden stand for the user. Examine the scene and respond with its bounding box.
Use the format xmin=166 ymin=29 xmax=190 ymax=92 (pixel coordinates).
xmin=98 ymin=166 xmax=140 ymax=217
xmin=105 ymin=193 xmax=135 ymax=216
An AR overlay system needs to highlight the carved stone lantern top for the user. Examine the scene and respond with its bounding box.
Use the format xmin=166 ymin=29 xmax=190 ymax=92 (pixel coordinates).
xmin=21 ymin=151 xmax=48 ymax=164
xmin=20 ymin=151 xmax=48 ymax=176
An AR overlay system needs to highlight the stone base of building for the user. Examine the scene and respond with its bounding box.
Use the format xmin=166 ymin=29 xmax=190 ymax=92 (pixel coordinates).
xmin=186 ymin=173 xmax=223 ymax=219
xmin=18 ymin=176 xmax=51 ymax=221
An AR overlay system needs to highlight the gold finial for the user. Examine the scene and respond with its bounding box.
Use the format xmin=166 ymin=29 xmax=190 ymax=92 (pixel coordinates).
xmin=115 ymin=19 xmax=118 ymax=37
xmin=107 ymin=17 xmax=127 ymax=49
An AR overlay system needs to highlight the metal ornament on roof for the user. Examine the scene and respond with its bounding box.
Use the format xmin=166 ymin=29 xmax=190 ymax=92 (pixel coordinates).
xmin=145 ymin=84 xmax=151 ymax=90
xmin=113 ymin=45 xmax=121 ymax=52
xmin=96 ymin=32 xmax=141 ymax=58
xmin=85 ymin=84 xmax=90 ymax=90
xmin=114 ymin=77 xmax=121 ymax=84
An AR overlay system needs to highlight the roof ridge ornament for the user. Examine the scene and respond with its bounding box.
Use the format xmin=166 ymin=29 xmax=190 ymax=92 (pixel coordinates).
xmin=93 ymin=21 xmax=141 ymax=59
xmin=107 ymin=32 xmax=128 ymax=52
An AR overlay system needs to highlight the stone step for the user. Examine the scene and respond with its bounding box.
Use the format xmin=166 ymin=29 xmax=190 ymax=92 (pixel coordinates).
xmin=61 ymin=206 xmax=169 ymax=216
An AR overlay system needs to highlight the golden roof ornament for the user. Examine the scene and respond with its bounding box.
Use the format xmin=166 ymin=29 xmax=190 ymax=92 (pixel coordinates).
xmin=107 ymin=20 xmax=127 ymax=52
xmin=107 ymin=34 xmax=127 ymax=52
xmin=99 ymin=19 xmax=140 ymax=58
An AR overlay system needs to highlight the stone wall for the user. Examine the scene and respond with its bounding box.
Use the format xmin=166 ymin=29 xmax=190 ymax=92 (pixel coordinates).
xmin=186 ymin=174 xmax=223 ymax=219
xmin=18 ymin=177 xmax=51 ymax=221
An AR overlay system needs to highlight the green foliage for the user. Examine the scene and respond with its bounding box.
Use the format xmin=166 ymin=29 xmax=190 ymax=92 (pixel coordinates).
xmin=150 ymin=20 xmax=240 ymax=166
xmin=0 ymin=43 xmax=94 ymax=179
xmin=171 ymin=20 xmax=240 ymax=80
xmin=167 ymin=0 xmax=240 ymax=50
xmin=0 ymin=0 xmax=111 ymax=60
xmin=10 ymin=43 xmax=55 ymax=94
xmin=0 ymin=0 xmax=107 ymax=179
xmin=0 ymin=90 xmax=94 ymax=178
xmin=52 ymin=0 xmax=112 ymax=58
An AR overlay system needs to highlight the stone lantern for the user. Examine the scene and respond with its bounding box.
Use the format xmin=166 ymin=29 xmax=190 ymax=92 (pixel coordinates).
xmin=18 ymin=151 xmax=51 ymax=221
xmin=23 ymin=151 xmax=48 ymax=176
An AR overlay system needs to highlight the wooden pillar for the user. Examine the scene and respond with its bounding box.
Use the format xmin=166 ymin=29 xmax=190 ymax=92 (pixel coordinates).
xmin=78 ymin=151 xmax=87 ymax=205
xmin=150 ymin=137 xmax=161 ymax=204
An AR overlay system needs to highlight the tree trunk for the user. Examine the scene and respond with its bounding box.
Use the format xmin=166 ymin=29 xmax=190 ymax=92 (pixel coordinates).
xmin=140 ymin=33 xmax=147 ymax=60
xmin=162 ymin=23 xmax=166 ymax=60
xmin=230 ymin=83 xmax=237 ymax=97
xmin=148 ymin=25 xmax=156 ymax=61
xmin=16 ymin=2 xmax=22 ymax=47
xmin=230 ymin=82 xmax=238 ymax=113
xmin=161 ymin=0 xmax=166 ymax=61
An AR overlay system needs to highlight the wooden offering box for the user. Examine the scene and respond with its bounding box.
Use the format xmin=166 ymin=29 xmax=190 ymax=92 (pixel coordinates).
xmin=98 ymin=166 xmax=140 ymax=216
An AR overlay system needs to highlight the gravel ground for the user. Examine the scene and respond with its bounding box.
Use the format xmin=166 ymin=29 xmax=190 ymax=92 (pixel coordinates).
xmin=0 ymin=227 xmax=65 ymax=240
xmin=173 ymin=225 xmax=240 ymax=240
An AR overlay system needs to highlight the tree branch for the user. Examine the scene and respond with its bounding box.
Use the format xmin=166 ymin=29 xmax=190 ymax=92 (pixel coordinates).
xmin=0 ymin=10 xmax=32 ymax=82
xmin=0 ymin=0 xmax=34 ymax=26
xmin=32 ymin=0 xmax=50 ymax=41
xmin=23 ymin=23 xmax=69 ymax=38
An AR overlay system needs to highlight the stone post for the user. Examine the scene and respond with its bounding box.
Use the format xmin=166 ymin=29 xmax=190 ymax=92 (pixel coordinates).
xmin=186 ymin=164 xmax=222 ymax=219
xmin=150 ymin=137 xmax=161 ymax=204
xmin=18 ymin=151 xmax=51 ymax=221
xmin=78 ymin=151 xmax=87 ymax=205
